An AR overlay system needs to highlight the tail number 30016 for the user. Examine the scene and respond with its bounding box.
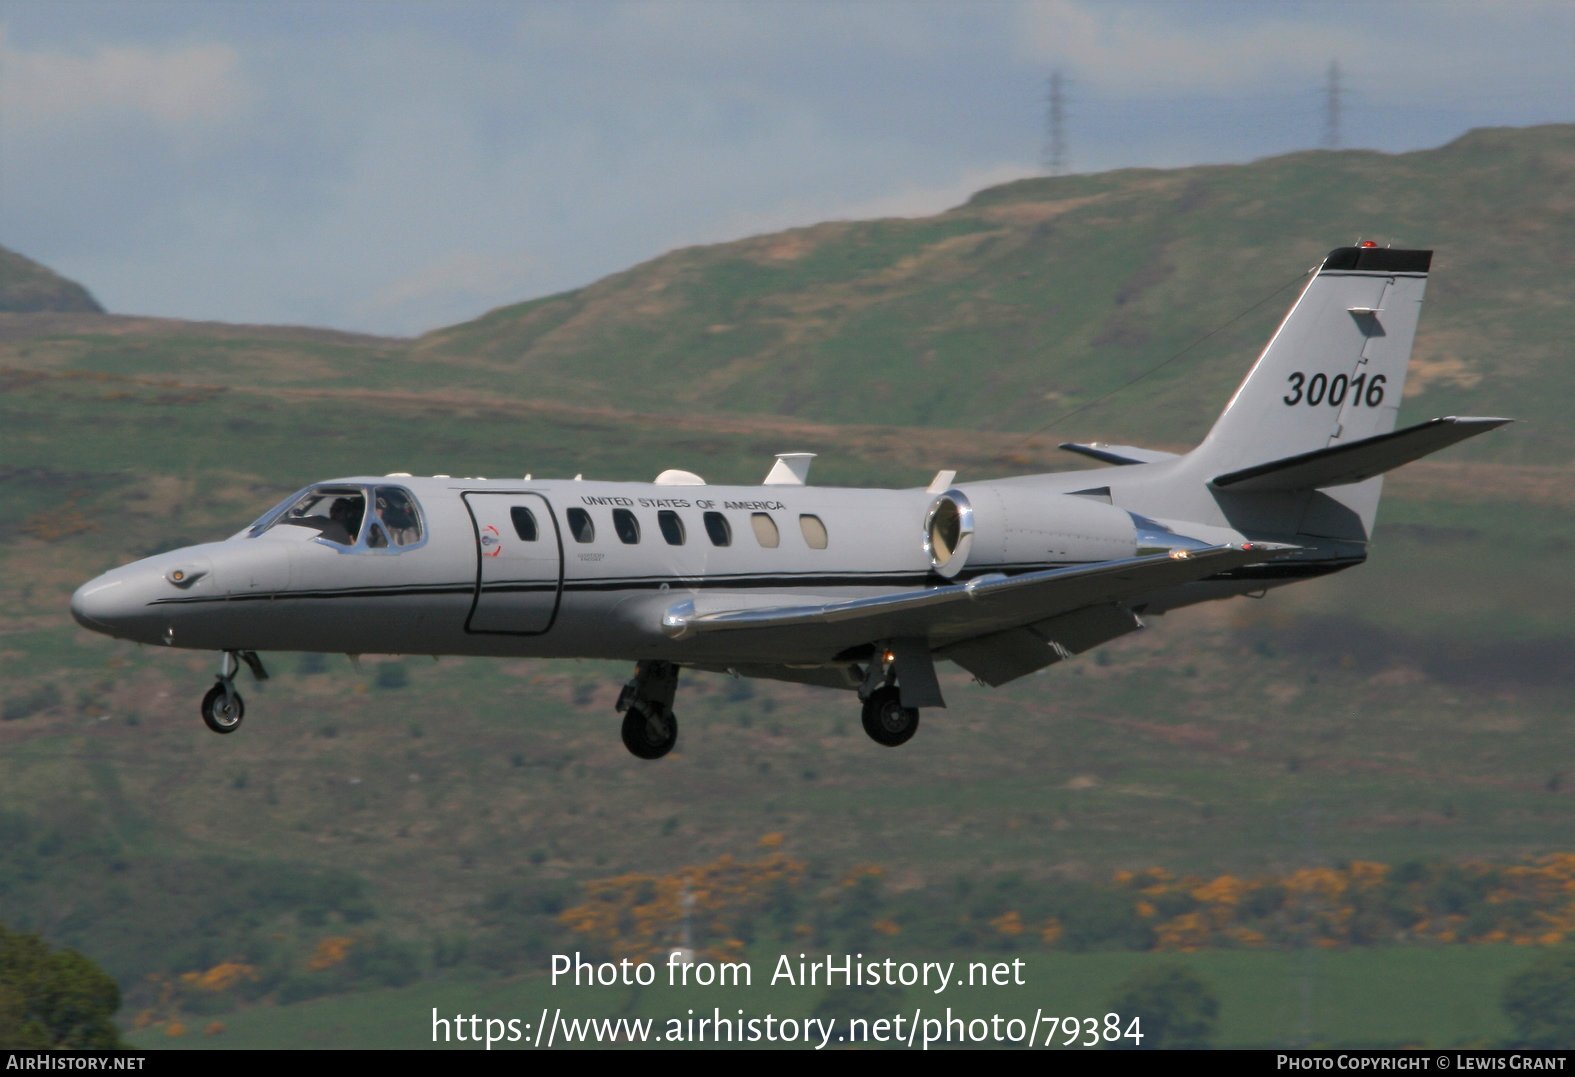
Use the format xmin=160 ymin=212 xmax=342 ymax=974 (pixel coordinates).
xmin=1284 ymin=371 xmax=1385 ymax=407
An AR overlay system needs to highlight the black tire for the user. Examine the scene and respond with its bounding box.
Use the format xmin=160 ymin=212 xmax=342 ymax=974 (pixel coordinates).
xmin=861 ymin=685 xmax=918 ymax=747
xmin=621 ymin=704 xmax=677 ymax=760
xmin=201 ymin=682 xmax=244 ymax=734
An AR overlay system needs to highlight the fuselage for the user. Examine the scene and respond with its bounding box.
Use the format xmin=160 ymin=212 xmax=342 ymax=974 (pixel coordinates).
xmin=65 ymin=474 xmax=961 ymax=664
xmin=68 ymin=467 xmax=1356 ymax=671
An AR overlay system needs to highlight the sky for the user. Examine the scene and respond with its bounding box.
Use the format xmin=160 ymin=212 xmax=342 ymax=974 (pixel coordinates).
xmin=2 ymin=1 xmax=1571 ymax=337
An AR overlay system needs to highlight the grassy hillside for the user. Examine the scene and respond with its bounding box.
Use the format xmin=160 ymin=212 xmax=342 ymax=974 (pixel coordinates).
xmin=417 ymin=124 xmax=1575 ymax=462
xmin=0 ymin=244 xmax=105 ymax=314
xmin=0 ymin=126 xmax=1571 ymax=1048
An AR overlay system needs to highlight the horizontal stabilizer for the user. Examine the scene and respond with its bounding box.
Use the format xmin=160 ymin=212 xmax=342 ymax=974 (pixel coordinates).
xmin=1059 ymin=442 xmax=1181 ymax=466
xmin=1210 ymin=416 xmax=1512 ymax=493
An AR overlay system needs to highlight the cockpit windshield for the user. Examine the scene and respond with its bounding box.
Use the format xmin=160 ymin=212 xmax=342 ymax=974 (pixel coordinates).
xmin=249 ymin=484 xmax=425 ymax=550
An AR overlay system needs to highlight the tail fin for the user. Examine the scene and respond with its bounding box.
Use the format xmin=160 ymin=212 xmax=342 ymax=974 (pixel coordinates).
xmin=1182 ymin=245 xmax=1434 ymax=540
xmin=1190 ymin=245 xmax=1432 ymax=476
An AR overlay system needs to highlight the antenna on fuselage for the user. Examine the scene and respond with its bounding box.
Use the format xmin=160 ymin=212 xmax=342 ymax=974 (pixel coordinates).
xmin=763 ymin=453 xmax=815 ymax=485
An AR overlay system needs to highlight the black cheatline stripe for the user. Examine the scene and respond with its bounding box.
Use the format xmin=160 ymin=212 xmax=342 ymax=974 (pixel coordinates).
xmin=564 ymin=568 xmax=925 ymax=585
xmin=156 ymin=555 xmax=1310 ymax=607
xmin=559 ymin=562 xmax=1073 ymax=587
xmin=151 ymin=584 xmax=475 ymax=606
xmin=561 ymin=574 xmax=933 ymax=593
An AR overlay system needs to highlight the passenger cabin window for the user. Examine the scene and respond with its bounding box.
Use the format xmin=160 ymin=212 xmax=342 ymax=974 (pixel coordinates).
xmin=799 ymin=514 xmax=828 ymax=550
xmin=750 ymin=512 xmax=780 ymax=549
xmin=510 ymin=506 xmax=539 ymax=541
xmin=567 ymin=508 xmax=595 ymax=543
xmin=658 ymin=510 xmax=685 ymax=546
xmin=703 ymin=511 xmax=731 ymax=547
xmin=250 ymin=484 xmax=425 ymax=552
xmin=613 ymin=509 xmax=641 ymax=544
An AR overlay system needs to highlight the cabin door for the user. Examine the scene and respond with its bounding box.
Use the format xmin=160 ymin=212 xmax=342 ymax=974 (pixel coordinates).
xmin=463 ymin=492 xmax=563 ymax=635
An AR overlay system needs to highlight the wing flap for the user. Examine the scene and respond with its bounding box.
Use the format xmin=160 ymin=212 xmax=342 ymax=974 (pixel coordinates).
xmin=1210 ymin=416 xmax=1511 ymax=492
xmin=940 ymin=603 xmax=1143 ymax=686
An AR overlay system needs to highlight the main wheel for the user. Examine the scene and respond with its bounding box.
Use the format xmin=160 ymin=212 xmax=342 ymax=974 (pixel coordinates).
xmin=861 ymin=685 xmax=918 ymax=747
xmin=201 ymin=683 xmax=244 ymax=734
xmin=621 ymin=703 xmax=678 ymax=760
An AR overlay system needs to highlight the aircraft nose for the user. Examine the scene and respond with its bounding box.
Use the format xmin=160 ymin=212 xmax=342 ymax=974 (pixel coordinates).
xmin=70 ymin=576 xmax=128 ymax=634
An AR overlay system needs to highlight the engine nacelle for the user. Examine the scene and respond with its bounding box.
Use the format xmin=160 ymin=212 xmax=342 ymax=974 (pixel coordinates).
xmin=923 ymin=487 xmax=1143 ymax=578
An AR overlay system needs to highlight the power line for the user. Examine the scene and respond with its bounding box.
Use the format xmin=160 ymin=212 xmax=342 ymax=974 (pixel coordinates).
xmin=1323 ymin=60 xmax=1343 ymax=149
xmin=1043 ymin=70 xmax=1069 ymax=175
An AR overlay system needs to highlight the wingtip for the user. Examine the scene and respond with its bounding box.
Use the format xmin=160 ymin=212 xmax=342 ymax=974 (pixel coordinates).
xmin=1237 ymin=541 xmax=1301 ymax=555
xmin=1455 ymin=415 xmax=1515 ymax=425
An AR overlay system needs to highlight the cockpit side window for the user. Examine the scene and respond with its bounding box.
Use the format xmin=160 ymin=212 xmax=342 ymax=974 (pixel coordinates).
xmin=374 ymin=486 xmax=423 ymax=547
xmin=261 ymin=487 xmax=366 ymax=544
xmin=252 ymin=484 xmax=426 ymax=554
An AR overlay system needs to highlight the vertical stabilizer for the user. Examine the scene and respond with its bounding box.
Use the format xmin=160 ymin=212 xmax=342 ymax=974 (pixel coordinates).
xmin=1189 ymin=246 xmax=1431 ymax=476
xmin=1178 ymin=245 xmax=1431 ymax=540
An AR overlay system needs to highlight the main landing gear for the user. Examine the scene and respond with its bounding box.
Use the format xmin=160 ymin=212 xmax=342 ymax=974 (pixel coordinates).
xmin=608 ymin=645 xmax=935 ymax=758
xmin=861 ymin=684 xmax=919 ymax=747
xmin=200 ymin=650 xmax=269 ymax=734
xmin=616 ymin=660 xmax=679 ymax=760
xmin=855 ymin=642 xmax=925 ymax=748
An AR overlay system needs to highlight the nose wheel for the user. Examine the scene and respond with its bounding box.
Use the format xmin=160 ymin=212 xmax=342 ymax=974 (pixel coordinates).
xmin=200 ymin=650 xmax=268 ymax=735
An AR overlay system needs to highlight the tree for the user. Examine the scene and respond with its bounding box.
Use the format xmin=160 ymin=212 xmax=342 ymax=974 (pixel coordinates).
xmin=0 ymin=925 xmax=124 ymax=1048
xmin=1106 ymin=963 xmax=1219 ymax=1050
xmin=1501 ymin=948 xmax=1575 ymax=1048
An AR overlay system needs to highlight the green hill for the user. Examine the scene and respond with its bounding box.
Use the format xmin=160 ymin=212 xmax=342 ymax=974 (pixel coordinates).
xmin=0 ymin=244 xmax=105 ymax=314
xmin=418 ymin=124 xmax=1575 ymax=462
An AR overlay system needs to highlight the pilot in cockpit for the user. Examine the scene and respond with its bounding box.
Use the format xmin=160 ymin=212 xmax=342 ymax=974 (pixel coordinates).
xmin=324 ymin=496 xmax=363 ymax=545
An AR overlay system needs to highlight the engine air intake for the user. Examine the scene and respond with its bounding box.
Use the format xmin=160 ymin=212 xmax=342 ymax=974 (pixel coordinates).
xmin=923 ymin=491 xmax=974 ymax=578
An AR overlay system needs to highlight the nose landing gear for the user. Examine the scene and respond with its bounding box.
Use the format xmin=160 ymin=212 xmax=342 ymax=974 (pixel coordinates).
xmin=200 ymin=650 xmax=269 ymax=734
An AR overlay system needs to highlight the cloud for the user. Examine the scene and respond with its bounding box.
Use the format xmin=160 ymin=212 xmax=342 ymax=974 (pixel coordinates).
xmin=2 ymin=4 xmax=1567 ymax=336
xmin=1014 ymin=1 xmax=1359 ymax=94
xmin=0 ymin=26 xmax=249 ymax=130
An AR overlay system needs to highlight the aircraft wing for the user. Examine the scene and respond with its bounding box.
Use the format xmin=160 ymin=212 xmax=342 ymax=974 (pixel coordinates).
xmin=664 ymin=544 xmax=1288 ymax=658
